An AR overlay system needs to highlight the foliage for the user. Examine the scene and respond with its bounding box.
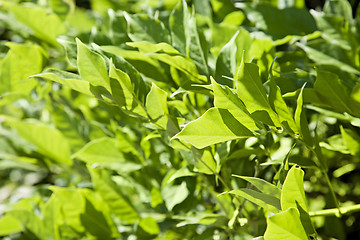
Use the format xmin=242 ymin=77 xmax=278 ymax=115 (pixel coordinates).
xmin=1 ymin=0 xmax=360 ymax=239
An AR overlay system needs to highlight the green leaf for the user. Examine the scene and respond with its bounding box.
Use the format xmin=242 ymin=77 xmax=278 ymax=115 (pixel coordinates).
xmin=73 ymin=138 xmax=125 ymax=165
xmin=350 ymin=83 xmax=360 ymax=116
xmin=127 ymin=42 xmax=204 ymax=84
xmin=169 ymin=0 xmax=209 ymax=76
xmin=235 ymin=59 xmax=280 ymax=127
xmin=2 ymin=2 xmax=67 ymax=45
xmin=166 ymin=167 xmax=196 ymax=184
xmin=89 ymin=167 xmax=139 ymax=223
xmin=33 ymin=68 xmax=92 ymax=96
xmin=172 ymin=107 xmax=254 ymax=149
xmin=232 ymin=175 xmax=281 ymax=198
xmin=215 ymin=31 xmax=239 ymax=87
xmin=124 ymin=13 xmax=171 ymax=44
xmin=0 ymin=215 xmax=23 ymax=236
xmin=100 ymin=46 xmax=168 ymax=82
xmin=139 ymin=217 xmax=160 ymax=235
xmin=193 ymin=148 xmax=217 ymax=175
xmin=0 ymin=42 xmax=44 ymax=94
xmin=162 ymin=181 xmax=189 ymax=211
xmin=5 ymin=117 xmax=72 ymax=165
xmin=228 ymin=189 xmax=281 ymax=213
xmin=294 ymin=86 xmax=313 ymax=146
xmin=281 ymin=166 xmax=308 ymax=212
xmin=268 ymin=65 xmax=298 ymax=134
xmin=314 ymin=70 xmax=352 ymax=114
xmin=212 ymin=78 xmax=259 ymax=131
xmin=297 ymin=43 xmax=360 ymax=75
xmin=264 ymin=208 xmax=308 ymax=240
xmin=76 ymin=38 xmax=110 ymax=91
xmin=340 ymin=126 xmax=360 ymax=156
xmin=146 ymin=82 xmax=169 ymax=129
xmin=281 ymin=166 xmax=316 ymax=236
xmin=80 ymin=198 xmax=112 ymax=240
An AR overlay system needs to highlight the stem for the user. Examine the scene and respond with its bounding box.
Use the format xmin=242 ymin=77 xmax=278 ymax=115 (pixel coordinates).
xmin=322 ymin=169 xmax=341 ymax=215
xmin=310 ymin=204 xmax=360 ymax=218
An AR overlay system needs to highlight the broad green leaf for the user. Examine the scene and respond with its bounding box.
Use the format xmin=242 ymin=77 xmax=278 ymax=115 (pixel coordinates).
xmin=314 ymin=71 xmax=352 ymax=114
xmin=294 ymin=86 xmax=313 ymax=146
xmin=2 ymin=2 xmax=67 ymax=45
xmin=264 ymin=207 xmax=308 ymax=240
xmin=73 ymin=138 xmax=125 ymax=165
xmin=33 ymin=68 xmax=92 ymax=96
xmin=228 ymin=189 xmax=281 ymax=213
xmin=127 ymin=42 xmax=204 ymax=83
xmin=297 ymin=43 xmax=360 ymax=75
xmin=172 ymin=107 xmax=254 ymax=149
xmin=162 ymin=181 xmax=189 ymax=211
xmin=340 ymin=126 xmax=360 ymax=156
xmin=124 ymin=13 xmax=171 ymax=44
xmin=0 ymin=42 xmax=44 ymax=94
xmin=109 ymin=60 xmax=147 ymax=117
xmin=0 ymin=215 xmax=22 ymax=236
xmin=49 ymin=0 xmax=74 ymax=20
xmin=49 ymin=186 xmax=85 ymax=233
xmin=169 ymin=0 xmax=209 ymax=76
xmin=89 ymin=167 xmax=139 ymax=223
xmin=232 ymin=175 xmax=281 ymax=198
xmin=58 ymin=37 xmax=78 ymax=68
xmin=268 ymin=66 xmax=298 ymax=134
xmin=244 ymin=5 xmax=316 ymax=39
xmin=350 ymin=83 xmax=360 ymax=116
xmin=281 ymin=166 xmax=316 ymax=236
xmin=76 ymin=38 xmax=110 ymax=91
xmin=167 ymin=167 xmax=196 ymax=184
xmin=4 ymin=117 xmax=72 ymax=165
xmin=235 ymin=59 xmax=280 ymax=127
xmin=211 ymin=78 xmax=259 ymax=131
xmin=215 ymin=31 xmax=238 ymax=87
xmin=281 ymin=166 xmax=308 ymax=212
xmin=100 ymin=46 xmax=167 ymax=82
xmin=146 ymin=82 xmax=169 ymax=129
xmin=139 ymin=217 xmax=160 ymax=235
xmin=80 ymin=198 xmax=112 ymax=239
xmin=194 ymin=148 xmax=217 ymax=175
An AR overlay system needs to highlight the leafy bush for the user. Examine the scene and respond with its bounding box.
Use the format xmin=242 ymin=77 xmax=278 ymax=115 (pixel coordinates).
xmin=1 ymin=0 xmax=360 ymax=239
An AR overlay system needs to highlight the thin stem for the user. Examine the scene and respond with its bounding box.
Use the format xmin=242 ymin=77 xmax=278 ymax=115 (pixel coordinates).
xmin=310 ymin=204 xmax=360 ymax=218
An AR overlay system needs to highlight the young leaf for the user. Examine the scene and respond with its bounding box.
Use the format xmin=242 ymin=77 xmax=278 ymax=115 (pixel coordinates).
xmin=211 ymin=78 xmax=259 ymax=131
xmin=314 ymin=71 xmax=352 ymax=114
xmin=340 ymin=126 xmax=360 ymax=156
xmin=235 ymin=58 xmax=281 ymax=127
xmin=72 ymin=138 xmax=125 ymax=165
xmin=0 ymin=42 xmax=44 ymax=94
xmin=5 ymin=117 xmax=72 ymax=166
xmin=145 ymin=82 xmax=169 ymax=129
xmin=33 ymin=68 xmax=92 ymax=96
xmin=172 ymin=107 xmax=254 ymax=149
xmin=281 ymin=166 xmax=308 ymax=212
xmin=169 ymin=0 xmax=209 ymax=76
xmin=0 ymin=215 xmax=22 ymax=236
xmin=297 ymin=43 xmax=360 ymax=75
xmin=161 ymin=181 xmax=189 ymax=211
xmin=228 ymin=189 xmax=281 ymax=213
xmin=281 ymin=166 xmax=316 ymax=236
xmin=264 ymin=207 xmax=308 ymax=240
xmin=268 ymin=61 xmax=298 ymax=134
xmin=2 ymin=2 xmax=67 ymax=45
xmin=89 ymin=167 xmax=139 ymax=223
xmin=124 ymin=13 xmax=171 ymax=44
xmin=76 ymin=38 xmax=110 ymax=91
xmin=232 ymin=175 xmax=281 ymax=198
xmin=215 ymin=31 xmax=238 ymax=87
xmin=294 ymin=85 xmax=313 ymax=147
